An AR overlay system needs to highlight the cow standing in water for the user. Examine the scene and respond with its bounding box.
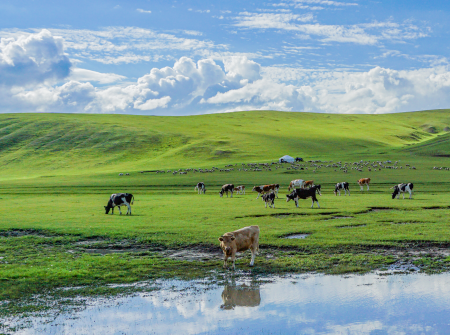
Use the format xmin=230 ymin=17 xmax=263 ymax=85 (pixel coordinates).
xmin=195 ymin=182 xmax=206 ymax=194
xmin=391 ymin=183 xmax=414 ymax=199
xmin=104 ymin=193 xmax=134 ymax=215
xmin=358 ymin=178 xmax=371 ymax=191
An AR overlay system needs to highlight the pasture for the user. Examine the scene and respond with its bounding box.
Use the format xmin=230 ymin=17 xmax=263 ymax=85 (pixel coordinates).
xmin=1 ymin=110 xmax=450 ymax=306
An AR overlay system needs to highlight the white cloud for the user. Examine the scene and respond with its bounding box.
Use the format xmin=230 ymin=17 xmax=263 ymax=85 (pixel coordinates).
xmin=69 ymin=68 xmax=126 ymax=84
xmin=137 ymin=9 xmax=152 ymax=14
xmin=233 ymin=12 xmax=429 ymax=45
xmin=0 ymin=29 xmax=72 ymax=86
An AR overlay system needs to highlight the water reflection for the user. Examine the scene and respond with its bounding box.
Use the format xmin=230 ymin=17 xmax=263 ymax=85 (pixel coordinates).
xmin=220 ymin=284 xmax=261 ymax=310
xmin=8 ymin=273 xmax=450 ymax=334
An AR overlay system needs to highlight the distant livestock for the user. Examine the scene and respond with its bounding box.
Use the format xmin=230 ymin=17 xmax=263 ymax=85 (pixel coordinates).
xmin=303 ymin=180 xmax=314 ymax=189
xmin=218 ymin=225 xmax=260 ymax=270
xmin=334 ymin=182 xmax=350 ymax=196
xmin=234 ymin=185 xmax=246 ymax=194
xmin=195 ymin=182 xmax=206 ymax=194
xmin=391 ymin=183 xmax=414 ymax=199
xmin=220 ymin=184 xmax=235 ymax=198
xmin=358 ymin=178 xmax=371 ymax=191
xmin=104 ymin=193 xmax=134 ymax=215
xmin=252 ymin=184 xmax=280 ymax=199
xmin=288 ymin=179 xmax=305 ymax=191
xmin=262 ymin=192 xmax=276 ymax=208
xmin=286 ymin=185 xmax=321 ymax=208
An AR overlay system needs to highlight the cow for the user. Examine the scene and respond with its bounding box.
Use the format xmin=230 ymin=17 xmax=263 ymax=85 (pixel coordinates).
xmin=218 ymin=225 xmax=260 ymax=270
xmin=219 ymin=184 xmax=234 ymax=198
xmin=194 ymin=182 xmax=206 ymax=194
xmin=104 ymin=193 xmax=134 ymax=215
xmin=118 ymin=173 xmax=123 ymax=176
xmin=286 ymin=185 xmax=321 ymax=208
xmin=358 ymin=178 xmax=371 ymax=191
xmin=391 ymin=183 xmax=414 ymax=199
xmin=234 ymin=185 xmax=246 ymax=194
xmin=252 ymin=184 xmax=280 ymax=199
xmin=295 ymin=157 xmax=303 ymax=162
xmin=288 ymin=179 xmax=305 ymax=191
xmin=262 ymin=192 xmax=276 ymax=208
xmin=220 ymin=285 xmax=261 ymax=310
xmin=334 ymin=182 xmax=350 ymax=196
xmin=303 ymin=180 xmax=314 ymax=189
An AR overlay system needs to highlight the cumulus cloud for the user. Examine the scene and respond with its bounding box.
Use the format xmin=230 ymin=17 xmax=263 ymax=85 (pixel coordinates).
xmin=0 ymin=29 xmax=72 ymax=86
xmin=69 ymin=68 xmax=126 ymax=84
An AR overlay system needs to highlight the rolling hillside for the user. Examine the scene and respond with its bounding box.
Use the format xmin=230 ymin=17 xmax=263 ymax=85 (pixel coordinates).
xmin=1 ymin=110 xmax=450 ymax=179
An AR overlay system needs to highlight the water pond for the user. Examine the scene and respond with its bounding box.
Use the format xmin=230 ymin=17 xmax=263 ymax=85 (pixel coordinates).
xmin=8 ymin=272 xmax=450 ymax=334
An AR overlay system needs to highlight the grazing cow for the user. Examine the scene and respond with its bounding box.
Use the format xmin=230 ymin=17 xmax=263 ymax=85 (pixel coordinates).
xmin=194 ymin=182 xmax=206 ymax=194
xmin=358 ymin=178 xmax=371 ymax=191
xmin=252 ymin=184 xmax=280 ymax=199
xmin=234 ymin=185 xmax=246 ymax=194
xmin=118 ymin=173 xmax=123 ymax=176
xmin=219 ymin=184 xmax=234 ymax=198
xmin=334 ymin=182 xmax=350 ymax=196
xmin=303 ymin=180 xmax=314 ymax=189
xmin=104 ymin=193 xmax=134 ymax=215
xmin=220 ymin=285 xmax=261 ymax=310
xmin=288 ymin=179 xmax=305 ymax=191
xmin=295 ymin=157 xmax=303 ymax=162
xmin=218 ymin=226 xmax=260 ymax=270
xmin=262 ymin=192 xmax=276 ymax=208
xmin=391 ymin=183 xmax=414 ymax=199
xmin=286 ymin=185 xmax=321 ymax=208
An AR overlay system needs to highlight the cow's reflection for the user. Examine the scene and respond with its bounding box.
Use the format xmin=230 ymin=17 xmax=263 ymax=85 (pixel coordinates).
xmin=220 ymin=284 xmax=261 ymax=310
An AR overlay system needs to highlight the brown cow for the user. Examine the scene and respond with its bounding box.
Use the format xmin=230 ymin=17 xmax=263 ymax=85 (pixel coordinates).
xmin=358 ymin=178 xmax=371 ymax=191
xmin=303 ymin=180 xmax=314 ymax=189
xmin=252 ymin=184 xmax=279 ymax=199
xmin=218 ymin=225 xmax=260 ymax=270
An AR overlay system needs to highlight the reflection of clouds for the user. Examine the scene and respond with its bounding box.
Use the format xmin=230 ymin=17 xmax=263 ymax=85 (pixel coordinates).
xmin=12 ymin=273 xmax=450 ymax=335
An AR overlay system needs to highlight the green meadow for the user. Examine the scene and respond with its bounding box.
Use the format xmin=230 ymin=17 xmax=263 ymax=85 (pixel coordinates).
xmin=1 ymin=110 xmax=450 ymax=305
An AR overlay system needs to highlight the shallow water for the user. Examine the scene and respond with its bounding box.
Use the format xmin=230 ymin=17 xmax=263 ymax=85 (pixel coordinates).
xmin=11 ymin=272 xmax=450 ymax=334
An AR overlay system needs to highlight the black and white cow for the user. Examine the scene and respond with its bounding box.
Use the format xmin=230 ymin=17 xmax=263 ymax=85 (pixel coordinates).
xmin=334 ymin=182 xmax=350 ymax=196
xmin=220 ymin=184 xmax=235 ymax=198
xmin=286 ymin=185 xmax=321 ymax=208
xmin=195 ymin=182 xmax=206 ymax=194
xmin=104 ymin=193 xmax=134 ymax=215
xmin=262 ymin=192 xmax=276 ymax=208
xmin=391 ymin=183 xmax=414 ymax=199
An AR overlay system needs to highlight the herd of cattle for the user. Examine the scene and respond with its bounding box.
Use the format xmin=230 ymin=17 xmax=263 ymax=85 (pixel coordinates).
xmin=107 ymin=164 xmax=416 ymax=270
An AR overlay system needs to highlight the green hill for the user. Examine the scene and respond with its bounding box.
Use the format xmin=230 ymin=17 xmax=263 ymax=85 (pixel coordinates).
xmin=1 ymin=110 xmax=450 ymax=179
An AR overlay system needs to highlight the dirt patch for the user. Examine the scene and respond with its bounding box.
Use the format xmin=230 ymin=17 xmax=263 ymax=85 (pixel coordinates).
xmin=166 ymin=249 xmax=222 ymax=261
xmin=356 ymin=207 xmax=395 ymax=214
xmin=336 ymin=224 xmax=366 ymax=229
xmin=282 ymin=233 xmax=310 ymax=239
xmin=0 ymin=229 xmax=53 ymax=238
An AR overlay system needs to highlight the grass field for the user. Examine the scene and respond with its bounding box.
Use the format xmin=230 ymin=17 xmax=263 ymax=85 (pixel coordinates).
xmin=1 ymin=110 xmax=450 ymax=315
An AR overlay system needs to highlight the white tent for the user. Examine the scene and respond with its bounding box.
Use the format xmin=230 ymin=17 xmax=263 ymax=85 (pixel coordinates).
xmin=279 ymin=155 xmax=295 ymax=163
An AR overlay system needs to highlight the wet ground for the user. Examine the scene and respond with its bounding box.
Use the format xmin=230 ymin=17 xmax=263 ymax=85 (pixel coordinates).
xmin=5 ymin=272 xmax=450 ymax=334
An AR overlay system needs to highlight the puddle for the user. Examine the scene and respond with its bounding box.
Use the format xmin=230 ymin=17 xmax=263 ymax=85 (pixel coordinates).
xmin=6 ymin=273 xmax=450 ymax=334
xmin=283 ymin=233 xmax=310 ymax=239
xmin=336 ymin=224 xmax=366 ymax=228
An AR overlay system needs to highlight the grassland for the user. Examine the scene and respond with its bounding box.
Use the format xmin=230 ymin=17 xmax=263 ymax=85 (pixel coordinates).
xmin=1 ymin=110 xmax=450 ymax=315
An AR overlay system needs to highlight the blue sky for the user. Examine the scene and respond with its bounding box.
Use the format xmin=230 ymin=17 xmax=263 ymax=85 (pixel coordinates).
xmin=1 ymin=0 xmax=450 ymax=115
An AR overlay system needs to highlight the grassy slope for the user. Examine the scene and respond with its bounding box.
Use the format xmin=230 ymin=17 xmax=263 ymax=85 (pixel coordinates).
xmin=2 ymin=110 xmax=450 ymax=305
xmin=1 ymin=110 xmax=450 ymax=179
